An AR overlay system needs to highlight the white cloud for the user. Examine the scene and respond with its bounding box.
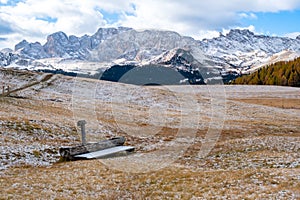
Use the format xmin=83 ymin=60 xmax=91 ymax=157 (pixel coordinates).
xmin=195 ymin=30 xmax=221 ymax=40
xmin=231 ymin=25 xmax=257 ymax=33
xmin=239 ymin=13 xmax=257 ymax=20
xmin=1 ymin=0 xmax=300 ymax=49
xmin=119 ymin=0 xmax=300 ymax=39
xmin=284 ymin=32 xmax=300 ymax=39
xmin=0 ymin=0 xmax=135 ymax=48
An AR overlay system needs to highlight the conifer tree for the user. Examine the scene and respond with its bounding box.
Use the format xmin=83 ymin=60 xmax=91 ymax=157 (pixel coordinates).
xmin=232 ymin=56 xmax=300 ymax=87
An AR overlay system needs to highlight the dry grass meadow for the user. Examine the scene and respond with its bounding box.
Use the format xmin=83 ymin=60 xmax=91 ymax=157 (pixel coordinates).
xmin=0 ymin=69 xmax=299 ymax=199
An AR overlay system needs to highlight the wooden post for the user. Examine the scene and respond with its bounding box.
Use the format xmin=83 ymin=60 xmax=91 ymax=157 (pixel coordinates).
xmin=77 ymin=120 xmax=87 ymax=145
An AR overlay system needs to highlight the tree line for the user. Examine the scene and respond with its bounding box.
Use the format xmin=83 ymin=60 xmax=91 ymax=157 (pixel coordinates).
xmin=232 ymin=57 xmax=300 ymax=87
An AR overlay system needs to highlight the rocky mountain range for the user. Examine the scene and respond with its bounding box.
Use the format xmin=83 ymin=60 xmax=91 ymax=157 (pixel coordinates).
xmin=1 ymin=27 xmax=300 ymax=84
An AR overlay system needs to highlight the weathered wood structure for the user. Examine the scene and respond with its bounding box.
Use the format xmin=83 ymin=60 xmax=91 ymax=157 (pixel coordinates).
xmin=1 ymin=85 xmax=10 ymax=97
xmin=77 ymin=120 xmax=87 ymax=145
xmin=59 ymin=136 xmax=130 ymax=160
xmin=59 ymin=120 xmax=134 ymax=160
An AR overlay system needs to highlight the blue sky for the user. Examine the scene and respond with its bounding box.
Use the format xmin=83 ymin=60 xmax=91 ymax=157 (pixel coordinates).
xmin=1 ymin=0 xmax=300 ymax=49
xmin=239 ymin=11 xmax=300 ymax=37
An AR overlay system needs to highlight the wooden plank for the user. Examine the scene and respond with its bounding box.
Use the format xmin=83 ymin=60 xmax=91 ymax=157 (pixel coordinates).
xmin=59 ymin=137 xmax=125 ymax=160
xmin=74 ymin=146 xmax=135 ymax=159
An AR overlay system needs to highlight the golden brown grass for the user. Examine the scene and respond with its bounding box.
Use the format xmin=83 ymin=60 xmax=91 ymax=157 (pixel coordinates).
xmin=233 ymin=98 xmax=300 ymax=109
xmin=0 ymin=70 xmax=299 ymax=199
xmin=1 ymin=162 xmax=299 ymax=199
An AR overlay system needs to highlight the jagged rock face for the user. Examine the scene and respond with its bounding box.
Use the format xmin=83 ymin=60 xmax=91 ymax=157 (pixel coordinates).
xmin=1 ymin=27 xmax=137 ymax=68
xmin=201 ymin=29 xmax=300 ymax=54
xmin=91 ymin=27 xmax=132 ymax=49
xmin=199 ymin=29 xmax=300 ymax=68
xmin=226 ymin=29 xmax=255 ymax=43
xmin=158 ymin=49 xmax=195 ymax=66
xmin=40 ymin=27 xmax=133 ymax=59
xmin=0 ymin=52 xmax=8 ymax=66
xmin=90 ymin=29 xmax=197 ymax=62
xmin=7 ymin=28 xmax=300 ymax=65
xmin=0 ymin=51 xmax=19 ymax=66
xmin=1 ymin=27 xmax=300 ymax=81
xmin=296 ymin=35 xmax=300 ymax=40
xmin=15 ymin=40 xmax=29 ymax=51
xmin=154 ymin=48 xmax=206 ymax=71
xmin=15 ymin=40 xmax=48 ymax=59
xmin=44 ymin=31 xmax=73 ymax=58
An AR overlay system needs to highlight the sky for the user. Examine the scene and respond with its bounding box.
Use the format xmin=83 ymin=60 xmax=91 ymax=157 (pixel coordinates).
xmin=1 ymin=0 xmax=300 ymax=49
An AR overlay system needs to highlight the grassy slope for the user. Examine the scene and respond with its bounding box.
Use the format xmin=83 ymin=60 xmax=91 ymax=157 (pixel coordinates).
xmin=0 ymin=69 xmax=299 ymax=199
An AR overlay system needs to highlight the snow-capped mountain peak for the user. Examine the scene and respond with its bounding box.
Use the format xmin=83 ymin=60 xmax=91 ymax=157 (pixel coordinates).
xmin=89 ymin=29 xmax=197 ymax=64
xmin=1 ymin=27 xmax=300 ymax=84
xmin=200 ymin=29 xmax=300 ymax=70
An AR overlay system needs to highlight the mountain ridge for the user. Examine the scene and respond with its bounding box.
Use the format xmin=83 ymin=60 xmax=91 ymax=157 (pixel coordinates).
xmin=1 ymin=27 xmax=300 ymax=84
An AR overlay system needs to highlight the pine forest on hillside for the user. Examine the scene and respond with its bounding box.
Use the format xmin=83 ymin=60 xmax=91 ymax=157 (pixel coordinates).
xmin=232 ymin=57 xmax=300 ymax=87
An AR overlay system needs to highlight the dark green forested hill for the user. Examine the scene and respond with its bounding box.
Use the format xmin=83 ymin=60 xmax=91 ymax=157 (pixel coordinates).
xmin=232 ymin=57 xmax=300 ymax=87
